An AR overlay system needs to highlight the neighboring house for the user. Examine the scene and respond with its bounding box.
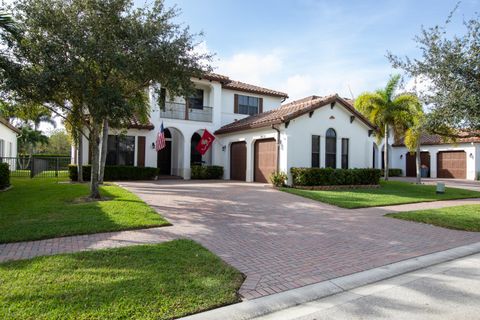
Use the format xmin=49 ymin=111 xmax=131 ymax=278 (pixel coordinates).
xmin=0 ymin=117 xmax=19 ymax=160
xmin=391 ymin=134 xmax=480 ymax=180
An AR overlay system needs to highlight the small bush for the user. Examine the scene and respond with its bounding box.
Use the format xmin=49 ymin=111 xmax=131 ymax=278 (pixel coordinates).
xmin=270 ymin=171 xmax=287 ymax=187
xmin=69 ymin=165 xmax=159 ymax=181
xmin=191 ymin=165 xmax=223 ymax=179
xmin=381 ymin=168 xmax=402 ymax=177
xmin=0 ymin=163 xmax=10 ymax=189
xmin=290 ymin=167 xmax=381 ymax=186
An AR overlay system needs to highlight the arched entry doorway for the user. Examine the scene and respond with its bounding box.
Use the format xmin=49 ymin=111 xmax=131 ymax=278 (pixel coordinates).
xmin=191 ymin=132 xmax=203 ymax=165
xmin=157 ymin=128 xmax=172 ymax=175
xmin=157 ymin=127 xmax=185 ymax=176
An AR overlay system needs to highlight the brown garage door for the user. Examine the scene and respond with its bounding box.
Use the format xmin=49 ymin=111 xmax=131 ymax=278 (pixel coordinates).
xmin=230 ymin=142 xmax=247 ymax=181
xmin=437 ymin=151 xmax=466 ymax=179
xmin=406 ymin=152 xmax=430 ymax=177
xmin=254 ymin=138 xmax=277 ymax=183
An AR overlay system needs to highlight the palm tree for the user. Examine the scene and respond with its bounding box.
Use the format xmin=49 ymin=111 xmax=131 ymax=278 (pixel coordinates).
xmin=403 ymin=109 xmax=425 ymax=184
xmin=0 ymin=12 xmax=17 ymax=35
xmin=355 ymin=74 xmax=422 ymax=180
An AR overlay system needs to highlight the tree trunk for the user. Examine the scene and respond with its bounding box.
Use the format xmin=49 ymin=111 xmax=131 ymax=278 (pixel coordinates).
xmin=99 ymin=119 xmax=109 ymax=184
xmin=89 ymin=122 xmax=101 ymax=199
xmin=384 ymin=124 xmax=389 ymax=181
xmin=77 ymin=131 xmax=83 ymax=183
xmin=415 ymin=144 xmax=422 ymax=184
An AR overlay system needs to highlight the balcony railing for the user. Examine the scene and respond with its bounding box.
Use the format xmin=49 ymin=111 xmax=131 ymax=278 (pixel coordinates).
xmin=160 ymin=101 xmax=212 ymax=122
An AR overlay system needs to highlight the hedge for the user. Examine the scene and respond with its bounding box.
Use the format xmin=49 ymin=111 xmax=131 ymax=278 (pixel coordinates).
xmin=381 ymin=168 xmax=402 ymax=177
xmin=291 ymin=167 xmax=381 ymax=186
xmin=0 ymin=163 xmax=10 ymax=189
xmin=191 ymin=165 xmax=223 ymax=179
xmin=69 ymin=165 xmax=159 ymax=181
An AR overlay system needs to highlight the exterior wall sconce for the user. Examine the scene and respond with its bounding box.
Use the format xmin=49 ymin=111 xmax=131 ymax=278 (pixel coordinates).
xmin=470 ymin=153 xmax=474 ymax=159
xmin=400 ymin=154 xmax=403 ymax=159
xmin=151 ymin=142 xmax=156 ymax=149
xmin=222 ymin=146 xmax=226 ymax=152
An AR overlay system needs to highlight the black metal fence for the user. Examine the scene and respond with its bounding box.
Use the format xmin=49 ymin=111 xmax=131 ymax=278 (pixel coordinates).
xmin=1 ymin=156 xmax=71 ymax=178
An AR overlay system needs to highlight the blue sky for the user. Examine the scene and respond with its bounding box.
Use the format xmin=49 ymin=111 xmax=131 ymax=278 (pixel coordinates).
xmin=155 ymin=0 xmax=478 ymax=101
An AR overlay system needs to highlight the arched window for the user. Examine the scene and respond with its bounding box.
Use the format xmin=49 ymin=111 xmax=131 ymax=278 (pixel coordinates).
xmin=191 ymin=132 xmax=203 ymax=165
xmin=325 ymin=128 xmax=337 ymax=168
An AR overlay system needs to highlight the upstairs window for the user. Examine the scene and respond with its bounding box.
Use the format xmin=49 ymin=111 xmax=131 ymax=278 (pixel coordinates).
xmin=188 ymin=89 xmax=204 ymax=110
xmin=237 ymin=95 xmax=261 ymax=115
xmin=106 ymin=135 xmax=135 ymax=166
xmin=325 ymin=128 xmax=337 ymax=168
xmin=311 ymin=135 xmax=320 ymax=167
xmin=341 ymin=138 xmax=349 ymax=169
xmin=159 ymin=87 xmax=166 ymax=110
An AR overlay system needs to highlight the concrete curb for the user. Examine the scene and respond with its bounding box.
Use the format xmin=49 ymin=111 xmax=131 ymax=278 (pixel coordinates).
xmin=179 ymin=241 xmax=480 ymax=320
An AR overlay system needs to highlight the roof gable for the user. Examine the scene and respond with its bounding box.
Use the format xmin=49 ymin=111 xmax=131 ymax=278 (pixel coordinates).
xmin=215 ymin=94 xmax=375 ymax=135
xmin=0 ymin=117 xmax=21 ymax=134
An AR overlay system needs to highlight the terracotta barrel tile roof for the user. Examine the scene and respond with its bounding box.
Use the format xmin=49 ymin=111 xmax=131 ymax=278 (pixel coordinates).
xmin=215 ymin=94 xmax=376 ymax=135
xmin=394 ymin=132 xmax=480 ymax=146
xmin=222 ymin=80 xmax=289 ymax=98
xmin=196 ymin=73 xmax=288 ymax=98
xmin=127 ymin=115 xmax=154 ymax=130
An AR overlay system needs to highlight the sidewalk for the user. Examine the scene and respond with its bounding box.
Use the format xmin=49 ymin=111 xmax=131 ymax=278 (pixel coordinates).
xmin=255 ymin=252 xmax=480 ymax=320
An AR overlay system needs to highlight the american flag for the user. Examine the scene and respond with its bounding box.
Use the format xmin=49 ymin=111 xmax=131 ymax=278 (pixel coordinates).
xmin=156 ymin=122 xmax=166 ymax=151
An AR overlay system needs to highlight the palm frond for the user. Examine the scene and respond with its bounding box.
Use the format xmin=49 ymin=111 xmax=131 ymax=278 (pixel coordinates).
xmin=384 ymin=74 xmax=401 ymax=102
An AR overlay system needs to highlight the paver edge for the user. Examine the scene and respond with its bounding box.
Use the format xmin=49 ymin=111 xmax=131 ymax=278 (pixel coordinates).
xmin=179 ymin=241 xmax=480 ymax=320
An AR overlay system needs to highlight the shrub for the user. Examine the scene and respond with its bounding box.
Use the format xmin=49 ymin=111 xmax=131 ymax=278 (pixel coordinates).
xmin=0 ymin=163 xmax=10 ymax=189
xmin=290 ymin=167 xmax=381 ymax=186
xmin=69 ymin=165 xmax=159 ymax=181
xmin=191 ymin=165 xmax=223 ymax=179
xmin=270 ymin=171 xmax=288 ymax=187
xmin=381 ymin=168 xmax=402 ymax=177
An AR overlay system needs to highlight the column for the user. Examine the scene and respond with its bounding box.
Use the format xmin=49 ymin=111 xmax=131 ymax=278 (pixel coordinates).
xmin=245 ymin=139 xmax=253 ymax=182
xmin=336 ymin=138 xmax=342 ymax=168
xmin=430 ymin=151 xmax=438 ymax=178
xmin=320 ymin=136 xmax=326 ymax=168
xmin=182 ymin=137 xmax=191 ymax=180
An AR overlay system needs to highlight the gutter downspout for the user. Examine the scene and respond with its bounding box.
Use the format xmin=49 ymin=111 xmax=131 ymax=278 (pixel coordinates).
xmin=271 ymin=124 xmax=281 ymax=173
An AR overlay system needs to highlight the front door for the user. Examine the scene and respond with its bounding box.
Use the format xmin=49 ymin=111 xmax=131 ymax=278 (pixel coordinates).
xmin=157 ymin=141 xmax=172 ymax=175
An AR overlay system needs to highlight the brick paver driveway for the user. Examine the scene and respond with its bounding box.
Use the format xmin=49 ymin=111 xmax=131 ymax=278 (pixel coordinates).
xmin=117 ymin=180 xmax=480 ymax=300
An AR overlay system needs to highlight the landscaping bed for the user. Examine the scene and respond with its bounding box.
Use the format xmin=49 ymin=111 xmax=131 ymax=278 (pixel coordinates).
xmin=281 ymin=180 xmax=480 ymax=209
xmin=0 ymin=240 xmax=244 ymax=320
xmin=386 ymin=204 xmax=480 ymax=232
xmin=0 ymin=178 xmax=169 ymax=243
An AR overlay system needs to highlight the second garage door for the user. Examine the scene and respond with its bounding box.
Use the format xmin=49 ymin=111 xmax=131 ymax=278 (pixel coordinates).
xmin=437 ymin=151 xmax=466 ymax=179
xmin=254 ymin=138 xmax=277 ymax=183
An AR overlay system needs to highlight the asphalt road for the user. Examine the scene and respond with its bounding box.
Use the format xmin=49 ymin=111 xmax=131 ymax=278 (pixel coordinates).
xmin=255 ymin=253 xmax=480 ymax=320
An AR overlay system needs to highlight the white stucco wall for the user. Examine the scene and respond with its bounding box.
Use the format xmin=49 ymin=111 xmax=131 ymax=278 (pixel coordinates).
xmin=220 ymin=89 xmax=284 ymax=126
xmin=0 ymin=122 xmax=18 ymax=158
xmin=391 ymin=143 xmax=479 ymax=180
xmin=284 ymin=103 xmax=375 ymax=183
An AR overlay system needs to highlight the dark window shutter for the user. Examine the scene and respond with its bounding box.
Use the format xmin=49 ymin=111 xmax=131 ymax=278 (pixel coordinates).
xmin=259 ymin=98 xmax=263 ymax=113
xmin=234 ymin=94 xmax=239 ymax=114
xmin=137 ymin=136 xmax=146 ymax=167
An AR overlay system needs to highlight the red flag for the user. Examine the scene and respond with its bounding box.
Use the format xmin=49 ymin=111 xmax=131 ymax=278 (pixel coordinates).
xmin=195 ymin=129 xmax=215 ymax=155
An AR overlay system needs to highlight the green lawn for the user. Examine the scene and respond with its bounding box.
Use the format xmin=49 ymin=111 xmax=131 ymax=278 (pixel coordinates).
xmin=0 ymin=240 xmax=244 ymax=320
xmin=281 ymin=181 xmax=480 ymax=209
xmin=386 ymin=204 xmax=480 ymax=232
xmin=0 ymin=178 xmax=169 ymax=243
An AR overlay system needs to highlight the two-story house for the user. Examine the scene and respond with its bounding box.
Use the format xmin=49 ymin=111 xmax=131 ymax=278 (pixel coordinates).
xmin=72 ymin=73 xmax=289 ymax=180
xmin=73 ymin=73 xmax=382 ymax=185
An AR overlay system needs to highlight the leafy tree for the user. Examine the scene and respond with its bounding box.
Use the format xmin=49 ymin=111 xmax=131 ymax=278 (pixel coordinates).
xmin=1 ymin=0 xmax=211 ymax=198
xmin=355 ymin=75 xmax=422 ymax=180
xmin=0 ymin=12 xmax=17 ymax=35
xmin=387 ymin=8 xmax=480 ymax=138
xmin=37 ymin=129 xmax=71 ymax=155
xmin=17 ymin=126 xmax=48 ymax=155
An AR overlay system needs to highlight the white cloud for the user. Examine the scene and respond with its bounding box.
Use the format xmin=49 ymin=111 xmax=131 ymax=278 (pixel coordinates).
xmin=216 ymin=51 xmax=283 ymax=85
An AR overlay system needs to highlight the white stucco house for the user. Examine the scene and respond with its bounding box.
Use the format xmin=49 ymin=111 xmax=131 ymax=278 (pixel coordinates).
xmin=72 ymin=73 xmax=383 ymax=185
xmin=0 ymin=117 xmax=19 ymax=159
xmin=389 ymin=134 xmax=480 ymax=180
